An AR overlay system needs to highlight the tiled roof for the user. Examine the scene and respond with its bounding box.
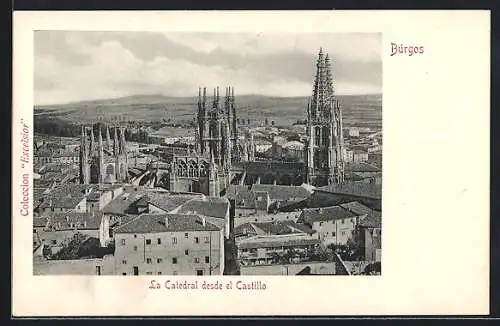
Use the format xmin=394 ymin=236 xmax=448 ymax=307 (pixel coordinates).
xmin=145 ymin=191 xmax=201 ymax=212
xmin=114 ymin=214 xmax=221 ymax=234
xmin=238 ymin=238 xmax=320 ymax=250
xmin=346 ymin=162 xmax=381 ymax=173
xmin=38 ymin=184 xmax=88 ymax=209
xmin=251 ymin=184 xmax=313 ymax=201
xmin=340 ymin=201 xmax=379 ymax=216
xmin=102 ymin=188 xmax=147 ymax=215
xmin=235 ymin=190 xmax=256 ymax=209
xmin=358 ymin=213 xmax=382 ymax=228
xmin=317 ymin=183 xmax=382 ymax=199
xmin=226 ymin=185 xmax=251 ymax=199
xmin=41 ymin=212 xmax=103 ymax=230
xmin=175 ymin=197 xmax=229 ymax=219
xmin=299 ymin=206 xmax=357 ymax=223
xmin=234 ymin=223 xmax=260 ymax=237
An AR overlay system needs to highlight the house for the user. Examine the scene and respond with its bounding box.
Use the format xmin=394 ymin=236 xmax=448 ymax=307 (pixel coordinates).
xmin=113 ymin=214 xmax=225 ymax=276
xmin=36 ymin=184 xmax=89 ymax=214
xmin=236 ymin=233 xmax=320 ymax=267
xmin=33 ymin=211 xmax=109 ymax=251
xmin=297 ymin=206 xmax=359 ymax=245
xmin=356 ymin=213 xmax=382 ymax=262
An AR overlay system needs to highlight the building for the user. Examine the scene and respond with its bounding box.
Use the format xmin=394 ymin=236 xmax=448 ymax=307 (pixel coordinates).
xmin=36 ymin=184 xmax=89 ymax=214
xmin=168 ymin=87 xmax=247 ymax=197
xmin=297 ymin=205 xmax=359 ymax=245
xmin=113 ymin=214 xmax=225 ymax=276
xmin=356 ymin=213 xmax=382 ymax=262
xmin=79 ymin=124 xmax=129 ymax=184
xmin=236 ymin=233 xmax=320 ymax=267
xmin=309 ymin=183 xmax=382 ymax=211
xmin=33 ymin=211 xmax=109 ymax=250
xmin=304 ymin=48 xmax=345 ymax=186
xmin=227 ymin=184 xmax=314 ymax=220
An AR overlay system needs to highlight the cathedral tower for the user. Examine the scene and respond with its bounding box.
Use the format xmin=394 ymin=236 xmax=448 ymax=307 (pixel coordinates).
xmin=79 ymin=123 xmax=129 ymax=185
xmin=305 ymin=48 xmax=345 ymax=186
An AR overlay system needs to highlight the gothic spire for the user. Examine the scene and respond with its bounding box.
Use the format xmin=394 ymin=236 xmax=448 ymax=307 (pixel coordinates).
xmin=324 ymin=53 xmax=334 ymax=99
xmin=105 ymin=125 xmax=111 ymax=152
xmin=113 ymin=125 xmax=119 ymax=156
xmin=90 ymin=125 xmax=95 ymax=154
xmin=119 ymin=126 xmax=126 ymax=155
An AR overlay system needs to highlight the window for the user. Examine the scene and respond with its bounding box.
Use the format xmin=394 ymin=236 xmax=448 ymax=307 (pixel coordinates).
xmin=342 ymin=231 xmax=345 ymax=236
xmin=133 ymin=246 xmax=138 ymax=251
xmin=146 ymin=258 xmax=152 ymax=264
xmin=33 ymin=242 xmax=37 ymax=246
xmin=172 ymin=257 xmax=177 ymax=264
xmin=157 ymin=258 xmax=163 ymax=264
xmin=158 ymin=272 xmax=162 ymax=275
xmin=134 ymin=234 xmax=137 ymax=238
xmin=195 ymin=237 xmax=199 ymax=244
xmin=96 ymin=266 xmax=101 ymax=276
xmin=185 ymin=250 xmax=190 ymax=256
xmin=204 ymin=237 xmax=209 ymax=243
xmin=120 ymin=239 xmax=126 ymax=245
xmin=122 ymin=260 xmax=127 ymax=264
xmin=196 ymin=270 xmax=204 ymax=276
xmin=194 ymin=258 xmax=200 ymax=263
xmin=173 ymin=271 xmax=178 ymax=275
xmin=205 ymin=256 xmax=210 ymax=263
xmin=51 ymin=240 xmax=57 ymax=245
xmin=332 ymin=232 xmax=336 ymax=237
xmin=319 ymin=222 xmax=323 ymax=226
xmin=146 ymin=239 xmax=151 ymax=245
xmin=122 ymin=273 xmax=127 ymax=275
xmin=184 ymin=233 xmax=189 ymax=239
xmin=146 ymin=272 xmax=152 ymax=275
xmin=342 ymin=219 xmax=345 ymax=224
xmin=33 ymin=229 xmax=36 ymax=233
xmin=157 ymin=238 xmax=161 ymax=245
xmin=239 ymin=214 xmax=242 ymax=217
xmin=172 ymin=237 xmax=177 ymax=244
xmin=91 ymin=204 xmax=94 ymax=207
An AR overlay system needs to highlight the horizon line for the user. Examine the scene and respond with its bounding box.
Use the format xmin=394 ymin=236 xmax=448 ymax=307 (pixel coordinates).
xmin=35 ymin=92 xmax=383 ymax=107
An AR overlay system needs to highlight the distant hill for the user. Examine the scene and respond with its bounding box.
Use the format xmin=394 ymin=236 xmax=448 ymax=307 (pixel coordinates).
xmin=34 ymin=93 xmax=382 ymax=128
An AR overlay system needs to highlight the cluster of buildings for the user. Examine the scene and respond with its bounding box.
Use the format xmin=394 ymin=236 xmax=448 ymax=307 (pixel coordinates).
xmin=33 ymin=48 xmax=382 ymax=276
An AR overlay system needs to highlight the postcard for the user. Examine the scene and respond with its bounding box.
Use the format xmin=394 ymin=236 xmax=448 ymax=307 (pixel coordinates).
xmin=12 ymin=10 xmax=490 ymax=316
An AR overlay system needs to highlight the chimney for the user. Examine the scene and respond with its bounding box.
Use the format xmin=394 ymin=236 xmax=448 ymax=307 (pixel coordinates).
xmin=165 ymin=217 xmax=169 ymax=228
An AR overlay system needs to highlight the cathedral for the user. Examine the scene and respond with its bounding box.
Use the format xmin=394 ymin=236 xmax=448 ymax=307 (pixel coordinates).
xmin=304 ymin=48 xmax=345 ymax=186
xmin=79 ymin=124 xmax=129 ymax=185
xmin=168 ymin=86 xmax=253 ymax=196
xmin=168 ymin=48 xmax=345 ymax=196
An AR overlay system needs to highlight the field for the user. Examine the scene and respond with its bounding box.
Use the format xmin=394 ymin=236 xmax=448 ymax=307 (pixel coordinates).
xmin=34 ymin=93 xmax=382 ymax=136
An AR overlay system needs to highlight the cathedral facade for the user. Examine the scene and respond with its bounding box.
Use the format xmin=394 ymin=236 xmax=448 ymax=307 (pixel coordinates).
xmin=304 ymin=48 xmax=345 ymax=186
xmin=169 ymin=86 xmax=251 ymax=196
xmin=79 ymin=124 xmax=129 ymax=185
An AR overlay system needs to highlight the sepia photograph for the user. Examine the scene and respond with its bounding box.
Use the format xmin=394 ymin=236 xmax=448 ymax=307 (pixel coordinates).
xmin=32 ymin=31 xmax=383 ymax=276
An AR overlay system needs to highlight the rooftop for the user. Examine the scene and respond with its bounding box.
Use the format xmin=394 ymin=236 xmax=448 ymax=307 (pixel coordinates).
xmin=299 ymin=206 xmax=357 ymax=223
xmin=238 ymin=237 xmax=320 ymax=250
xmin=340 ymin=201 xmax=381 ymax=217
xmin=175 ymin=197 xmax=230 ymax=219
xmin=316 ymin=183 xmax=382 ymax=199
xmin=40 ymin=212 xmax=103 ymax=231
xmin=251 ymin=184 xmax=313 ymax=201
xmin=114 ymin=214 xmax=221 ymax=234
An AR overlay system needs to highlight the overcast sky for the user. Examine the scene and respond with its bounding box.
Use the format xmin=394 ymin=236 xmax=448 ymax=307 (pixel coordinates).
xmin=34 ymin=31 xmax=382 ymax=105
